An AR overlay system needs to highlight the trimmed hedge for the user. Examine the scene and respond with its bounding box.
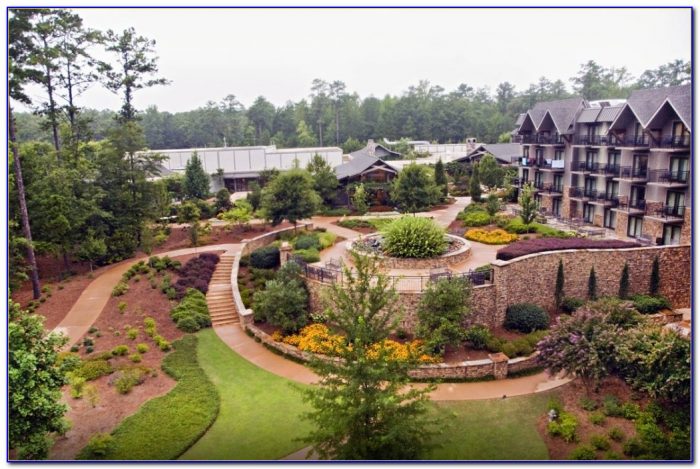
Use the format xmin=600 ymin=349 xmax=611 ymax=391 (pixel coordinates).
xmin=170 ymin=289 xmax=211 ymax=332
xmin=98 ymin=335 xmax=219 ymax=460
xmin=460 ymin=211 xmax=492 ymax=227
xmin=504 ymin=303 xmax=549 ymax=333
xmin=630 ymin=294 xmax=671 ymax=314
xmin=250 ymin=245 xmax=280 ymax=269
xmin=497 ymin=238 xmax=641 ymax=261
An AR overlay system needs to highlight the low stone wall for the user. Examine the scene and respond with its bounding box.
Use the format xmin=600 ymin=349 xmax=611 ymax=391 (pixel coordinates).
xmin=232 ymin=223 xmax=314 ymax=324
xmin=246 ymin=323 xmax=540 ymax=380
xmin=347 ymin=235 xmax=471 ymax=270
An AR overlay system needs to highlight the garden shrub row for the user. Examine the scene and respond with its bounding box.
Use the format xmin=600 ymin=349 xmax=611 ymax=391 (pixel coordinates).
xmin=250 ymin=245 xmax=280 ymax=269
xmin=171 ymin=253 xmax=219 ymax=299
xmin=496 ymin=238 xmax=641 ymax=261
xmin=91 ymin=335 xmax=219 ymax=460
xmin=464 ymin=228 xmax=518 ymax=245
xmin=464 ymin=325 xmax=546 ymax=359
xmin=170 ymin=288 xmax=211 ymax=333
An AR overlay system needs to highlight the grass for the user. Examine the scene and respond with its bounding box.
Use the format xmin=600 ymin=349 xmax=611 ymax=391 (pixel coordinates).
xmin=428 ymin=392 xmax=554 ymax=460
xmin=104 ymin=334 xmax=220 ymax=460
xmin=179 ymin=329 xmax=313 ymax=460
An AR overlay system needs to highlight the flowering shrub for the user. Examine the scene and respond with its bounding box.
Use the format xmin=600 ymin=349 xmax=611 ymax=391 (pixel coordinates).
xmin=465 ymin=228 xmax=518 ymax=245
xmin=173 ymin=253 xmax=220 ymax=299
xmin=497 ymin=238 xmax=640 ymax=261
xmin=283 ymin=324 xmax=438 ymax=363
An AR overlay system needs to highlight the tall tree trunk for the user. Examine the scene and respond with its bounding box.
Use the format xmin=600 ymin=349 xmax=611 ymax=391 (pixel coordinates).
xmin=9 ymin=105 xmax=41 ymax=299
xmin=335 ymin=104 xmax=340 ymax=145
xmin=42 ymin=38 xmax=60 ymax=153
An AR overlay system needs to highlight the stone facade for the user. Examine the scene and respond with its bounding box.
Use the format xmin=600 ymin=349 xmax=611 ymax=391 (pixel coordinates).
xmin=539 ymin=196 xmax=553 ymax=214
xmin=348 ymin=235 xmax=471 ymax=270
xmin=561 ymin=193 xmax=572 ymax=218
xmin=680 ymin=208 xmax=691 ymax=244
xmin=615 ymin=211 xmax=629 ymax=239
xmin=642 ymin=217 xmax=664 ymax=245
xmin=593 ymin=213 xmax=603 ymax=228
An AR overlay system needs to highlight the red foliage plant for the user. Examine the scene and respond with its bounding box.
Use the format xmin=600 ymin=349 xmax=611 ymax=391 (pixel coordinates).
xmin=496 ymin=238 xmax=641 ymax=261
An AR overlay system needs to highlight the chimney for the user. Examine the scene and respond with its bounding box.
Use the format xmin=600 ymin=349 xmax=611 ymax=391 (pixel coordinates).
xmin=466 ymin=137 xmax=478 ymax=152
xmin=367 ymin=139 xmax=377 ymax=157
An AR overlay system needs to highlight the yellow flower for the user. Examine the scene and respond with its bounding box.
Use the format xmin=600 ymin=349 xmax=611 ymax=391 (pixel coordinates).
xmin=465 ymin=228 xmax=518 ymax=245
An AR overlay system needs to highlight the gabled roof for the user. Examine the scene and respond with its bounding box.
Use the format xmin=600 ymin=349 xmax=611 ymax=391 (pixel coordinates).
xmin=577 ymin=108 xmax=601 ymax=124
xmin=457 ymin=143 xmax=520 ymax=164
xmin=514 ymin=113 xmax=526 ymax=127
xmin=625 ymin=84 xmax=691 ymax=128
xmin=596 ymin=105 xmax=623 ymax=123
xmin=517 ymin=97 xmax=586 ymax=134
xmin=334 ymin=152 xmax=397 ymax=180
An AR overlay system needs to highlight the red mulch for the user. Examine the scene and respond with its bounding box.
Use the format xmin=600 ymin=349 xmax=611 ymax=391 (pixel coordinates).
xmin=368 ymin=205 xmax=395 ymax=213
xmin=447 ymin=219 xmax=465 ymax=237
xmin=152 ymin=222 xmax=293 ymax=254
xmin=47 ymin=252 xmax=219 ymax=460
xmin=442 ymin=345 xmax=491 ymax=363
xmin=537 ymin=376 xmax=646 ymax=460
xmin=12 ymin=275 xmax=94 ymax=330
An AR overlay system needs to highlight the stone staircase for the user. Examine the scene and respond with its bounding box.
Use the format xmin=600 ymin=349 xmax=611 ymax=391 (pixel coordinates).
xmin=206 ymin=255 xmax=239 ymax=327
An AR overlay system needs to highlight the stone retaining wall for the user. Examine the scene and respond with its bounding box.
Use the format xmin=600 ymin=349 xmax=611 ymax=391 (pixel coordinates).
xmin=348 ymin=235 xmax=472 ymax=270
xmin=245 ymin=323 xmax=540 ymax=380
xmin=232 ymin=223 xmax=313 ymax=324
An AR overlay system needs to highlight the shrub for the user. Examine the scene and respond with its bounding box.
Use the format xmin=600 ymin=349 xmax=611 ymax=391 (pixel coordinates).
xmin=649 ymin=256 xmax=660 ymax=296
xmin=464 ymin=228 xmax=518 ymax=245
xmin=579 ymin=396 xmax=598 ymax=411
xmin=118 ymin=301 xmax=127 ymax=314
xmin=77 ymin=433 xmax=115 ymax=460
xmin=112 ymin=281 xmax=129 ymax=297
xmin=569 ymin=445 xmax=597 ymax=460
xmin=464 ymin=325 xmax=492 ymax=350
xmin=382 ymin=216 xmax=447 ymax=258
xmin=511 ymin=338 xmax=533 ymax=356
xmin=548 ymin=411 xmax=579 ymax=442
xmin=485 ymin=336 xmax=504 ymax=353
xmin=460 ymin=211 xmax=492 ymax=227
xmin=561 ymin=297 xmax=584 ymax=314
xmin=623 ymin=438 xmax=645 ymax=457
xmin=113 ymin=368 xmax=147 ymax=394
xmin=496 ymin=238 xmax=641 ymax=261
xmin=590 ymin=434 xmax=611 ymax=451
xmin=253 ymin=266 xmax=309 ymax=334
xmin=111 ymin=345 xmax=129 ymax=356
xmin=88 ymin=326 xmax=98 ymax=334
xmin=83 ymin=337 xmax=94 ymax=347
xmin=589 ymin=411 xmax=606 ymax=426
xmin=136 ymin=343 xmax=149 ymax=354
xmin=417 ymin=276 xmax=471 ymax=354
xmin=70 ymin=345 xmax=80 ymax=353
xmin=294 ymin=233 xmax=321 ymax=250
xmin=86 ymin=346 xmax=94 ymax=353
xmin=129 ymin=353 xmax=142 ymax=363
xmin=170 ymin=288 xmax=211 ymax=333
xmin=608 ymin=427 xmax=625 ymax=442
xmin=250 ymin=245 xmax=280 ymax=269
xmin=126 ymin=328 xmax=139 ymax=340
xmin=154 ymin=335 xmax=171 ymax=351
xmin=621 ymin=402 xmax=641 ymax=420
xmin=604 ymin=451 xmax=621 ymax=460
xmin=602 ymin=395 xmax=623 ymax=417
xmin=500 ymin=342 xmax=517 ymax=358
xmin=504 ymin=303 xmax=549 ymax=333
xmin=69 ymin=374 xmax=87 ymax=398
xmin=293 ymin=248 xmax=321 ymax=263
xmin=630 ymin=294 xmax=671 ymax=314
xmin=75 ymin=360 xmax=113 ymax=381
xmin=547 ymin=397 xmax=564 ymax=415
xmin=318 ymin=232 xmax=337 ymax=249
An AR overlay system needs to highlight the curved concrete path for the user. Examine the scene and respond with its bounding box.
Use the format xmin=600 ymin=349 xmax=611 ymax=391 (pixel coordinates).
xmin=52 ymin=215 xmax=570 ymax=401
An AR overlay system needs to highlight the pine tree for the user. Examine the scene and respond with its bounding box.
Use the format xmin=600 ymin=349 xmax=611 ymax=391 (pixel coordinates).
xmin=618 ymin=262 xmax=630 ymax=299
xmin=588 ymin=266 xmax=597 ymax=300
xmin=555 ymin=259 xmax=565 ymax=307
xmin=650 ymin=256 xmax=660 ymax=296
xmin=183 ymin=152 xmax=210 ymax=200
xmin=434 ymin=158 xmax=448 ymax=201
xmin=469 ymin=163 xmax=482 ymax=202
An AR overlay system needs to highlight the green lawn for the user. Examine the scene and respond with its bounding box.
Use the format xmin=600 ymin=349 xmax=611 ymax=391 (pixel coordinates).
xmin=428 ymin=393 xmax=554 ymax=460
xmin=179 ymin=329 xmax=313 ymax=460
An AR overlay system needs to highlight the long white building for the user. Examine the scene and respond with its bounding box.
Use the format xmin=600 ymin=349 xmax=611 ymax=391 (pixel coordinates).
xmin=143 ymin=145 xmax=343 ymax=191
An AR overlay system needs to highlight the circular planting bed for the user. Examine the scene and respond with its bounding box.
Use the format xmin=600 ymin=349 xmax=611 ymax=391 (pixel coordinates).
xmin=349 ymin=233 xmax=471 ymax=269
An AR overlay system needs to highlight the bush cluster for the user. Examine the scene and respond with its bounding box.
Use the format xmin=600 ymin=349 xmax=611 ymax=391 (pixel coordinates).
xmin=111 ymin=367 xmax=148 ymax=394
xmin=111 ymin=281 xmax=129 ymax=297
xmin=630 ymin=294 xmax=671 ymax=314
xmin=173 ymin=253 xmax=219 ymax=299
xmin=250 ymin=245 xmax=280 ymax=269
xmin=382 ymin=216 xmax=447 ymax=258
xmin=293 ymin=248 xmax=321 ymax=263
xmin=147 ymin=255 xmax=181 ymax=272
xmin=504 ymin=303 xmax=549 ymax=333
xmin=170 ymin=288 xmax=211 ymax=333
xmin=77 ymin=433 xmax=115 ymax=460
xmin=497 ymin=238 xmax=641 ymax=261
xmin=548 ymin=411 xmax=579 ymax=443
xmin=561 ymin=297 xmax=585 ymax=313
xmin=252 ymin=262 xmax=309 ymax=334
xmin=460 ymin=211 xmax=492 ymax=227
xmin=465 ymin=326 xmax=545 ymax=358
xmin=464 ymin=228 xmax=518 ymax=245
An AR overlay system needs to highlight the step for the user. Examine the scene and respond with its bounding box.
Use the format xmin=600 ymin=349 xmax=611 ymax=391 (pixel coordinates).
xmin=210 ymin=312 xmax=236 ymax=320
xmin=212 ymin=319 xmax=239 ymax=327
xmin=209 ymin=305 xmax=234 ymax=312
xmin=207 ymin=297 xmax=234 ymax=304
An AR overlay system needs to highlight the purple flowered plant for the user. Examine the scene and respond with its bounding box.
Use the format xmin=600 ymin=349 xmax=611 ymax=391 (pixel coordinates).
xmin=496 ymin=238 xmax=641 ymax=261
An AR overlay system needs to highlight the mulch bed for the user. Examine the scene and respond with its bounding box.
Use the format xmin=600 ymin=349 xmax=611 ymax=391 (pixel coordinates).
xmin=48 ymin=252 xmax=220 ymax=460
xmin=537 ymin=376 xmax=646 ymax=460
xmin=152 ymin=222 xmax=293 ymax=254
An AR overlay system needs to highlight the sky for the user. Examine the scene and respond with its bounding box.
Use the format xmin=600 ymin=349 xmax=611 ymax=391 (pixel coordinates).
xmin=16 ymin=7 xmax=692 ymax=113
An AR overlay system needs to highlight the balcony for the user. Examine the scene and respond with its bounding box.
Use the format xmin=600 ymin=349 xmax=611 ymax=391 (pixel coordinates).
xmin=616 ymin=166 xmax=648 ymax=182
xmin=573 ymin=135 xmax=619 ymax=146
xmin=591 ymin=163 xmax=620 ymax=177
xmin=569 ymin=187 xmax=590 ymax=199
xmin=537 ymin=182 xmax=564 ymax=195
xmin=588 ymin=190 xmax=619 ymax=206
xmin=536 ymin=134 xmax=566 ymax=145
xmin=571 ymin=161 xmax=595 ymax=173
xmin=647 ymin=169 xmax=689 ymax=186
xmin=538 ymin=159 xmax=566 ymax=171
xmin=649 ymin=205 xmax=686 ymax=221
xmin=654 ymin=134 xmax=690 ymax=149
xmin=615 ymin=198 xmax=646 ymax=213
xmin=616 ymin=134 xmax=650 ymax=148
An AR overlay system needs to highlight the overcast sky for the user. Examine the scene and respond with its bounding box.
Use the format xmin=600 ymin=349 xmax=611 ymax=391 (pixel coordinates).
xmin=18 ymin=7 xmax=692 ymax=113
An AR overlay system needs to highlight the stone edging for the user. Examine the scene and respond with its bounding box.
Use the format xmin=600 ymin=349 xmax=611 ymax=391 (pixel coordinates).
xmin=245 ymin=323 xmax=541 ymax=381
xmin=231 ymin=223 xmax=314 ymax=325
xmin=347 ymin=234 xmax=472 ymax=269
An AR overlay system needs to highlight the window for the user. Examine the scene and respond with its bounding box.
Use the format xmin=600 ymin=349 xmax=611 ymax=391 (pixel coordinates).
xmin=607 ymin=151 xmax=620 ymax=167
xmin=630 ymin=185 xmax=645 ymax=205
xmin=663 ymin=225 xmax=681 ymax=245
xmin=632 ymin=154 xmax=648 ymax=177
xmin=584 ymin=178 xmax=596 ymax=195
xmin=604 ymin=209 xmax=616 ymax=229
xmin=669 ymin=157 xmax=689 ymax=182
xmin=522 ymin=169 xmax=529 ymax=183
xmin=554 ymin=150 xmax=564 ymax=160
xmin=585 ymin=151 xmax=597 ymax=169
xmin=534 ymin=171 xmax=543 ymax=186
xmin=583 ymin=204 xmax=594 ymax=223
xmin=605 ymin=181 xmax=619 ymax=199
xmin=672 ymin=121 xmax=688 ymax=138
xmin=627 ymin=216 xmax=643 ymax=238
xmin=666 ymin=191 xmax=685 ymax=217
xmin=523 ymin=147 xmax=529 ymax=158
xmin=552 ymin=198 xmax=561 ymax=216
xmin=553 ymin=175 xmax=563 ymax=192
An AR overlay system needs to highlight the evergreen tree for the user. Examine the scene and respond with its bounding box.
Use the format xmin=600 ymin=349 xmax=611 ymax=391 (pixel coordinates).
xmin=391 ymin=163 xmax=440 ymax=214
xmin=300 ymin=253 xmax=438 ymax=460
xmin=469 ymin=163 xmax=482 ymax=202
xmin=178 ymin=201 xmax=201 ymax=247
xmin=434 ymin=158 xmax=448 ymax=201
xmin=183 ymin=152 xmax=210 ymax=200
xmin=246 ymin=181 xmax=262 ymax=211
xmin=650 ymin=256 xmax=660 ymax=296
xmin=307 ymin=153 xmax=338 ymax=206
xmin=214 ymin=188 xmax=232 ymax=213
xmin=588 ymin=266 xmax=597 ymax=300
xmin=555 ymin=259 xmax=565 ymax=307
xmin=618 ymin=262 xmax=630 ymax=299
xmin=477 ymin=155 xmax=504 ymax=189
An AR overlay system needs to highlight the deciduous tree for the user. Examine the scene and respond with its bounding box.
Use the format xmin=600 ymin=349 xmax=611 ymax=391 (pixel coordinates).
xmin=260 ymin=168 xmax=321 ymax=230
xmin=391 ymin=163 xmax=440 ymax=214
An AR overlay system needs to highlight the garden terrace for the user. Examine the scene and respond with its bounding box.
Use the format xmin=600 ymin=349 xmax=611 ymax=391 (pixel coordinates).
xmin=349 ymin=234 xmax=471 ymax=270
xmin=496 ymin=238 xmax=641 ymax=261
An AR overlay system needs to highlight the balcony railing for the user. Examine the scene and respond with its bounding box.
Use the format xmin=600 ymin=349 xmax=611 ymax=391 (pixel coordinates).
xmin=539 ymin=159 xmax=566 ymax=170
xmin=573 ymin=135 xmax=619 ymax=146
xmin=651 ymin=205 xmax=686 ymax=220
xmin=617 ymin=134 xmax=650 ymax=147
xmin=538 ymin=182 xmax=564 ymax=194
xmin=590 ymin=164 xmax=620 ymax=176
xmin=572 ymin=161 xmax=595 ymax=172
xmin=589 ymin=190 xmax=619 ymax=206
xmin=569 ymin=187 xmax=590 ymax=199
xmin=656 ymin=134 xmax=690 ymax=149
xmin=617 ymin=198 xmax=646 ymax=212
xmin=647 ymin=169 xmax=689 ymax=184
xmin=618 ymin=166 xmax=648 ymax=180
xmin=536 ymin=134 xmax=566 ymax=145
